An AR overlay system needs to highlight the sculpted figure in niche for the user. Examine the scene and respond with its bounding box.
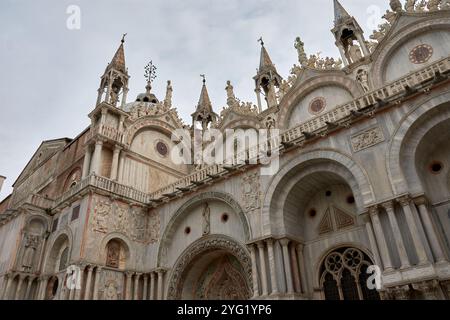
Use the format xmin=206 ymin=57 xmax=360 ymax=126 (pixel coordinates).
xmin=109 ymin=86 xmax=120 ymax=107
xmin=202 ymin=203 xmax=211 ymax=236
xmin=347 ymin=39 xmax=363 ymax=63
xmin=22 ymin=234 xmax=40 ymax=271
xmin=356 ymin=69 xmax=370 ymax=93
xmin=265 ymin=81 xmax=278 ymax=108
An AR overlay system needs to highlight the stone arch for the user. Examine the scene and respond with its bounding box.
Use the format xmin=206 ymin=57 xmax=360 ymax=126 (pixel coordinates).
xmin=219 ymin=117 xmax=261 ymax=131
xmin=262 ymin=149 xmax=375 ymax=236
xmin=157 ymin=191 xmax=251 ymax=267
xmin=278 ymin=74 xmax=362 ymax=129
xmin=43 ymin=229 xmax=73 ymax=274
xmin=63 ymin=167 xmax=82 ymax=192
xmin=125 ymin=117 xmax=177 ymax=146
xmin=166 ymin=234 xmax=252 ymax=300
xmin=387 ymin=91 xmax=450 ymax=195
xmin=371 ymin=17 xmax=450 ymax=88
xmin=99 ymin=232 xmax=133 ymax=269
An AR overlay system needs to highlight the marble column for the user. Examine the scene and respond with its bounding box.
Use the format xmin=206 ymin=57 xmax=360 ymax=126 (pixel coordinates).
xmin=1 ymin=274 xmax=12 ymax=300
xmin=149 ymin=272 xmax=156 ymax=300
xmin=280 ymin=239 xmax=294 ymax=294
xmin=110 ymin=147 xmax=121 ymax=181
xmin=355 ymin=33 xmax=370 ymax=57
xmin=84 ymin=266 xmax=93 ymax=300
xmin=398 ymin=196 xmax=428 ymax=264
xmin=257 ymin=242 xmax=268 ymax=296
xmin=90 ymin=140 xmax=103 ymax=175
xmin=157 ymin=270 xmax=164 ymax=300
xmin=266 ymin=239 xmax=279 ymax=295
xmin=296 ymin=244 xmax=307 ymax=294
xmin=290 ymin=244 xmax=301 ymax=293
xmin=74 ymin=267 xmax=84 ymax=300
xmin=82 ymin=147 xmax=92 ymax=178
xmin=37 ymin=276 xmax=49 ymax=300
xmin=382 ymin=201 xmax=410 ymax=269
xmin=117 ymin=153 xmax=125 ymax=183
xmin=133 ymin=273 xmax=141 ymax=300
xmin=369 ymin=206 xmax=394 ymax=271
xmin=364 ymin=214 xmax=383 ymax=269
xmin=14 ymin=275 xmax=24 ymax=300
xmin=415 ymin=197 xmax=447 ymax=262
xmin=23 ymin=277 xmax=34 ymax=300
xmin=255 ymin=88 xmax=262 ymax=113
xmin=125 ymin=272 xmax=132 ymax=300
xmin=92 ymin=267 xmax=102 ymax=300
xmin=336 ymin=42 xmax=349 ymax=66
xmin=143 ymin=274 xmax=148 ymax=300
xmin=248 ymin=244 xmax=260 ymax=298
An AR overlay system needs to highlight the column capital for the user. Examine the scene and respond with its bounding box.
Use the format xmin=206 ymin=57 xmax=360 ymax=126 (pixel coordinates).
xmin=265 ymin=238 xmax=275 ymax=246
xmin=113 ymin=145 xmax=123 ymax=153
xmin=143 ymin=274 xmax=149 ymax=280
xmin=381 ymin=200 xmax=394 ymax=211
xmin=397 ymin=195 xmax=411 ymax=207
xmin=413 ymin=195 xmax=429 ymax=206
xmin=368 ymin=205 xmax=379 ymax=217
xmin=256 ymin=241 xmax=265 ymax=249
xmin=95 ymin=139 xmax=104 ymax=147
xmin=412 ymin=280 xmax=439 ymax=299
xmin=279 ymin=238 xmax=290 ymax=247
xmin=125 ymin=271 xmax=134 ymax=278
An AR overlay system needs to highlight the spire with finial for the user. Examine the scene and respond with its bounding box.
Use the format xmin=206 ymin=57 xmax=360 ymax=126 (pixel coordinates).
xmin=96 ymin=34 xmax=130 ymax=107
xmin=192 ymin=75 xmax=217 ymax=130
xmin=254 ymin=37 xmax=282 ymax=111
xmin=107 ymin=34 xmax=127 ymax=73
xmin=333 ymin=0 xmax=351 ymax=25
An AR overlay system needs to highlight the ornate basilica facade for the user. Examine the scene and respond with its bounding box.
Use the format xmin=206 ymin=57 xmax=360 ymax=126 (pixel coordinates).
xmin=1 ymin=0 xmax=450 ymax=300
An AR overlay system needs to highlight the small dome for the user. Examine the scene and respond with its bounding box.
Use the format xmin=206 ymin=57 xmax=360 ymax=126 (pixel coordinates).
xmin=136 ymin=92 xmax=159 ymax=104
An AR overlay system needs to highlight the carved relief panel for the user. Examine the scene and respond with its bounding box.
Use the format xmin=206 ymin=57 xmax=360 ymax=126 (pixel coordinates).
xmin=241 ymin=172 xmax=261 ymax=214
xmin=350 ymin=126 xmax=385 ymax=152
xmin=91 ymin=195 xmax=160 ymax=243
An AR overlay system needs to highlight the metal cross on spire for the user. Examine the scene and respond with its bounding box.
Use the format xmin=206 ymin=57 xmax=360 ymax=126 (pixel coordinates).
xmin=144 ymin=60 xmax=157 ymax=84
xmin=200 ymin=74 xmax=206 ymax=84
xmin=258 ymin=37 xmax=264 ymax=46
xmin=121 ymin=33 xmax=127 ymax=43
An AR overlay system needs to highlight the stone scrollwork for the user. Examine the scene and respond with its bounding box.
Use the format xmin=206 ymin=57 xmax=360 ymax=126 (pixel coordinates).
xmin=351 ymin=126 xmax=385 ymax=152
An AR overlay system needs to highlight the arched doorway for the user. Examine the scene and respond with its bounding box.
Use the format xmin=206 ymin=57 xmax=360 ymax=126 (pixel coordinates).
xmin=319 ymin=247 xmax=380 ymax=301
xmin=166 ymin=235 xmax=252 ymax=300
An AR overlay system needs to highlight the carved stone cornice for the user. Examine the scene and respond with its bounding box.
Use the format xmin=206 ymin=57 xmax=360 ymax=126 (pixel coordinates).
xmin=388 ymin=285 xmax=410 ymax=300
xmin=412 ymin=280 xmax=440 ymax=300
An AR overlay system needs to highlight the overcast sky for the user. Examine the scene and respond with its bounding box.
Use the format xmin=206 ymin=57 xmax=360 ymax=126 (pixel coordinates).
xmin=0 ymin=0 xmax=389 ymax=200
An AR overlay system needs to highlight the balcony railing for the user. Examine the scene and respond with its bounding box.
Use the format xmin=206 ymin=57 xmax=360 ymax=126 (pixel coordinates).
xmin=54 ymin=174 xmax=152 ymax=207
xmin=88 ymin=124 xmax=124 ymax=144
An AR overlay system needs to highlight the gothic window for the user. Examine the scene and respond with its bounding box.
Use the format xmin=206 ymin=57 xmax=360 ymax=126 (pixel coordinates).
xmin=320 ymin=247 xmax=380 ymax=300
xmin=106 ymin=239 xmax=126 ymax=269
xmin=59 ymin=247 xmax=69 ymax=271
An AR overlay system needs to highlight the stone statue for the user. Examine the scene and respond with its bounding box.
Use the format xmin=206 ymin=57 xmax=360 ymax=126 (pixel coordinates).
xmin=347 ymin=39 xmax=363 ymax=63
xmin=442 ymin=0 xmax=450 ymax=9
xmin=415 ymin=0 xmax=427 ymax=11
xmin=405 ymin=0 xmax=417 ymax=11
xmin=266 ymin=81 xmax=278 ymax=108
xmin=427 ymin=0 xmax=441 ymax=11
xmin=278 ymin=80 xmax=291 ymax=100
xmin=202 ymin=203 xmax=211 ymax=236
xmin=390 ymin=0 xmax=403 ymax=12
xmin=307 ymin=54 xmax=318 ymax=68
xmin=225 ymin=81 xmax=237 ymax=107
xmin=294 ymin=37 xmax=308 ymax=66
xmin=22 ymin=234 xmax=39 ymax=271
xmin=356 ymin=69 xmax=370 ymax=93
xmin=109 ymin=86 xmax=120 ymax=106
xmin=383 ymin=10 xmax=397 ymax=24
xmin=164 ymin=80 xmax=173 ymax=109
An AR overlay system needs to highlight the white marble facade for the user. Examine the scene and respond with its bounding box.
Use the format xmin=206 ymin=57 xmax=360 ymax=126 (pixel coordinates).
xmin=1 ymin=1 xmax=450 ymax=301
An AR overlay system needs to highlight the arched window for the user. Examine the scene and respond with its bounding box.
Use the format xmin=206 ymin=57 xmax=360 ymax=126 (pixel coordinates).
xmin=320 ymin=247 xmax=380 ymax=300
xmin=59 ymin=247 xmax=69 ymax=271
xmin=105 ymin=239 xmax=127 ymax=269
